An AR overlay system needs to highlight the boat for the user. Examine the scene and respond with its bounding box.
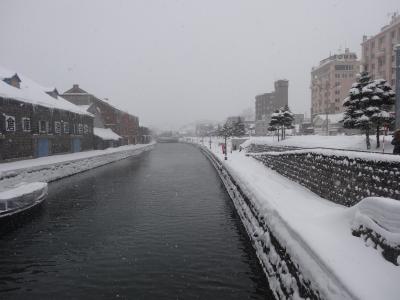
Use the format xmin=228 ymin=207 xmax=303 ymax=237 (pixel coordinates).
xmin=0 ymin=182 xmax=48 ymax=219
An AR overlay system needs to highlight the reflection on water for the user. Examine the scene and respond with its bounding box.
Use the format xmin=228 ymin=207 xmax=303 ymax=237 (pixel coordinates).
xmin=0 ymin=143 xmax=273 ymax=299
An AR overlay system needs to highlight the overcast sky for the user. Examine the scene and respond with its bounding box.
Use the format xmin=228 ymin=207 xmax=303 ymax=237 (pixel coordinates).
xmin=0 ymin=0 xmax=399 ymax=129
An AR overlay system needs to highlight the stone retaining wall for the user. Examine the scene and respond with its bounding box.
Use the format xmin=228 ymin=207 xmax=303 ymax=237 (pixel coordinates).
xmin=248 ymin=145 xmax=400 ymax=206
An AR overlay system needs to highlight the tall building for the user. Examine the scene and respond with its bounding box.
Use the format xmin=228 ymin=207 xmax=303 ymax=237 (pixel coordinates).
xmin=361 ymin=13 xmax=400 ymax=89
xmin=255 ymin=79 xmax=288 ymax=135
xmin=310 ymin=48 xmax=360 ymax=116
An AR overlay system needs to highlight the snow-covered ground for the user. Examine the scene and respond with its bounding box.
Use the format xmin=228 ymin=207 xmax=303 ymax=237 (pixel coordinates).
xmin=0 ymin=143 xmax=155 ymax=191
xmin=193 ymin=139 xmax=400 ymax=300
xmin=242 ymin=135 xmax=395 ymax=153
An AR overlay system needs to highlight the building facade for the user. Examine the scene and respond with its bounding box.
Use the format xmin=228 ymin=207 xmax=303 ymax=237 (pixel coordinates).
xmin=0 ymin=69 xmax=93 ymax=161
xmin=361 ymin=13 xmax=400 ymax=89
xmin=311 ymin=48 xmax=360 ymax=117
xmin=61 ymin=85 xmax=139 ymax=144
xmin=255 ymin=79 xmax=288 ymax=135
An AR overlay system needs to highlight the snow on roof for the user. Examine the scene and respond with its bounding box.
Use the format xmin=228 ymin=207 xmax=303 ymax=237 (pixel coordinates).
xmin=62 ymin=85 xmax=133 ymax=116
xmin=78 ymin=105 xmax=91 ymax=112
xmin=93 ymin=127 xmax=121 ymax=141
xmin=0 ymin=65 xmax=91 ymax=116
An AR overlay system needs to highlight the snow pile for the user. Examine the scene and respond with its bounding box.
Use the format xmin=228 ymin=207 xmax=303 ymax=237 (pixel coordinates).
xmin=93 ymin=127 xmax=121 ymax=141
xmin=351 ymin=197 xmax=400 ymax=265
xmin=0 ymin=143 xmax=155 ymax=191
xmin=0 ymin=65 xmax=90 ymax=116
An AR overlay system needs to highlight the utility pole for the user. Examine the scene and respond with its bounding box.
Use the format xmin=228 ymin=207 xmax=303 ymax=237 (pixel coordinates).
xmin=395 ymin=44 xmax=400 ymax=129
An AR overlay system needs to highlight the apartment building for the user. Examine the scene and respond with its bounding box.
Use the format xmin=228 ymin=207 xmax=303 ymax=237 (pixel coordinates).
xmin=310 ymin=48 xmax=360 ymax=116
xmin=361 ymin=13 xmax=400 ymax=90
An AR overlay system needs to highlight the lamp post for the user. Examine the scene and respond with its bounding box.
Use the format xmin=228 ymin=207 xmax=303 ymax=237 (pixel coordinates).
xmin=395 ymin=44 xmax=400 ymax=129
xmin=224 ymin=135 xmax=227 ymax=160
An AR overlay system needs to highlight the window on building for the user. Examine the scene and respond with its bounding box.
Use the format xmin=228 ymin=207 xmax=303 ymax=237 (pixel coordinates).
xmin=78 ymin=123 xmax=83 ymax=135
xmin=54 ymin=121 xmax=61 ymax=134
xmin=63 ymin=122 xmax=69 ymax=134
xmin=22 ymin=117 xmax=31 ymax=132
xmin=39 ymin=120 xmax=48 ymax=133
xmin=5 ymin=115 xmax=16 ymax=132
xmin=84 ymin=124 xmax=89 ymax=134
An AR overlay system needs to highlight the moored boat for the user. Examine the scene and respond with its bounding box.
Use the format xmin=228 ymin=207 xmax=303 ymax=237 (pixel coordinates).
xmin=0 ymin=182 xmax=48 ymax=218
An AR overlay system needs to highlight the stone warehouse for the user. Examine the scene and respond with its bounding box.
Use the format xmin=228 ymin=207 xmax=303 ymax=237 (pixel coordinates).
xmin=61 ymin=85 xmax=140 ymax=145
xmin=0 ymin=66 xmax=93 ymax=161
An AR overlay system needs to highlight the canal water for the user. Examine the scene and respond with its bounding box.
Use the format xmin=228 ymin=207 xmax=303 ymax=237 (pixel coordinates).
xmin=0 ymin=143 xmax=273 ymax=299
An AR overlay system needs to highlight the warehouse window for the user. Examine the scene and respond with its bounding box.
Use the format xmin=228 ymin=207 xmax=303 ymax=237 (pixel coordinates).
xmin=22 ymin=117 xmax=31 ymax=132
xmin=5 ymin=115 xmax=16 ymax=132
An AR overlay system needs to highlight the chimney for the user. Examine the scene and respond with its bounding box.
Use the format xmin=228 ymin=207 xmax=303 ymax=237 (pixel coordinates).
xmin=73 ymin=84 xmax=79 ymax=89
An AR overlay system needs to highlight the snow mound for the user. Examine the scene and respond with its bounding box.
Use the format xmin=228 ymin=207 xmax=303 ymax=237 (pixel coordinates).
xmin=351 ymin=197 xmax=400 ymax=265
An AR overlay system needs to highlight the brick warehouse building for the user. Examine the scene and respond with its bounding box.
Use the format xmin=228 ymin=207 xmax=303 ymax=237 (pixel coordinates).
xmin=0 ymin=66 xmax=93 ymax=161
xmin=61 ymin=85 xmax=139 ymax=145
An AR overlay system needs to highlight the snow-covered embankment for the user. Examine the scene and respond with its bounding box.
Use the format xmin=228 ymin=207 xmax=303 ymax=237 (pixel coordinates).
xmin=195 ymin=142 xmax=400 ymax=300
xmin=0 ymin=143 xmax=155 ymax=191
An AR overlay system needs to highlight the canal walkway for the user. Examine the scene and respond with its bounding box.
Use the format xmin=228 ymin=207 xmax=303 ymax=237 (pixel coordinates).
xmin=0 ymin=143 xmax=272 ymax=299
xmin=196 ymin=139 xmax=400 ymax=300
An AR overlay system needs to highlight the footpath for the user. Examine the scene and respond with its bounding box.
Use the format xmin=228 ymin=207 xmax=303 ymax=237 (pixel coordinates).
xmin=0 ymin=142 xmax=155 ymax=192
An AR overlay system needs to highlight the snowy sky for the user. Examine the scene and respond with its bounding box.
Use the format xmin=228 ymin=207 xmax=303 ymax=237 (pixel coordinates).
xmin=0 ymin=0 xmax=399 ymax=129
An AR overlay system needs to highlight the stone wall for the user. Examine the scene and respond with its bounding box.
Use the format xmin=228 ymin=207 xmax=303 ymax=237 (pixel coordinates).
xmin=248 ymin=145 xmax=400 ymax=206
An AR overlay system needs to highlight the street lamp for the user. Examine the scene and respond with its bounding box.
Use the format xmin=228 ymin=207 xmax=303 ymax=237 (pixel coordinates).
xmin=224 ymin=135 xmax=227 ymax=160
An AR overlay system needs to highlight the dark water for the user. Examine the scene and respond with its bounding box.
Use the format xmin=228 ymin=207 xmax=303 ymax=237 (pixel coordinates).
xmin=0 ymin=143 xmax=273 ymax=299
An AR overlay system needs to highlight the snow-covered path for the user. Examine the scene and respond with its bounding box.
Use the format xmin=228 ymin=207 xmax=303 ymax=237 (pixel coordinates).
xmin=0 ymin=143 xmax=155 ymax=191
xmin=207 ymin=143 xmax=400 ymax=300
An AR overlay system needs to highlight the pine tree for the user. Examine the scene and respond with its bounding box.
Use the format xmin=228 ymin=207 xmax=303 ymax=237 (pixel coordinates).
xmin=268 ymin=106 xmax=295 ymax=140
xmin=342 ymin=72 xmax=372 ymax=149
xmin=269 ymin=109 xmax=282 ymax=141
xmin=342 ymin=71 xmax=395 ymax=149
xmin=281 ymin=105 xmax=295 ymax=139
xmin=232 ymin=117 xmax=246 ymax=137
xmin=366 ymin=79 xmax=395 ymax=148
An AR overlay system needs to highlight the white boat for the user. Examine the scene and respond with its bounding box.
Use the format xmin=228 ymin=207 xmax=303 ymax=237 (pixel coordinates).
xmin=0 ymin=182 xmax=48 ymax=218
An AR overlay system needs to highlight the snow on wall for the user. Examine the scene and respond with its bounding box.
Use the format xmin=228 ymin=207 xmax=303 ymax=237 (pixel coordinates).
xmin=351 ymin=197 xmax=400 ymax=265
xmin=248 ymin=145 xmax=400 ymax=205
xmin=0 ymin=143 xmax=154 ymax=191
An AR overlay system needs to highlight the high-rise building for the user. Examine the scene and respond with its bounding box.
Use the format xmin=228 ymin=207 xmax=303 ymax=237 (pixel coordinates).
xmin=310 ymin=48 xmax=360 ymax=116
xmin=361 ymin=13 xmax=400 ymax=89
xmin=255 ymin=80 xmax=288 ymax=135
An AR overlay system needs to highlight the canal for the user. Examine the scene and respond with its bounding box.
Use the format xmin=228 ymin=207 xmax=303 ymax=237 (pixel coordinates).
xmin=0 ymin=143 xmax=273 ymax=299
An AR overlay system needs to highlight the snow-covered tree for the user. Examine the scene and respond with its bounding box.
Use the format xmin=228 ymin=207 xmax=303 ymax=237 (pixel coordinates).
xmin=366 ymin=79 xmax=395 ymax=147
xmin=281 ymin=105 xmax=295 ymax=139
xmin=268 ymin=105 xmax=294 ymax=140
xmin=268 ymin=109 xmax=283 ymax=141
xmin=232 ymin=118 xmax=246 ymax=137
xmin=342 ymin=71 xmax=395 ymax=149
